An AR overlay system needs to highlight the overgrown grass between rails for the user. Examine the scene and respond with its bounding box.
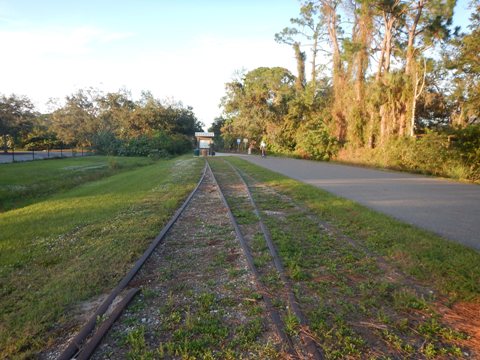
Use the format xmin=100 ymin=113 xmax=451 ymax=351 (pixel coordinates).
xmin=0 ymin=155 xmax=154 ymax=212
xmin=223 ymin=157 xmax=480 ymax=301
xmin=0 ymin=155 xmax=204 ymax=359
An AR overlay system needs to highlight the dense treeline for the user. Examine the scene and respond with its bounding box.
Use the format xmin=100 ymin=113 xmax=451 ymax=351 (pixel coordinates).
xmin=220 ymin=0 xmax=480 ymax=181
xmin=0 ymin=89 xmax=202 ymax=158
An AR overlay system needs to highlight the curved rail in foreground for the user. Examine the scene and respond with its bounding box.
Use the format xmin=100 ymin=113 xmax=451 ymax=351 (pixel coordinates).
xmin=59 ymin=163 xmax=208 ymax=360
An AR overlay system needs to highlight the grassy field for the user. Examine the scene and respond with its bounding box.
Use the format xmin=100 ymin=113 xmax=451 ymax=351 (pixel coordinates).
xmin=225 ymin=157 xmax=480 ymax=301
xmin=0 ymin=155 xmax=204 ymax=358
xmin=0 ymin=156 xmax=154 ymax=212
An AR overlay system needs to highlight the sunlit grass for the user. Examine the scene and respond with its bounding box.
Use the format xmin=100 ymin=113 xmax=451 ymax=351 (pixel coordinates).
xmin=0 ymin=155 xmax=154 ymax=211
xmin=212 ymin=157 xmax=477 ymax=357
xmin=0 ymin=155 xmax=203 ymax=358
xmin=224 ymin=157 xmax=480 ymax=301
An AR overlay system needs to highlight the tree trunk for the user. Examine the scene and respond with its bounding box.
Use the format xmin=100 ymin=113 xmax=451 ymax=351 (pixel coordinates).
xmin=2 ymin=135 xmax=8 ymax=153
xmin=399 ymin=111 xmax=407 ymax=136
xmin=322 ymin=0 xmax=346 ymax=141
xmin=380 ymin=105 xmax=388 ymax=143
xmin=410 ymin=92 xmax=417 ymax=136
xmin=400 ymin=0 xmax=424 ymax=137
xmin=376 ymin=31 xmax=387 ymax=81
xmin=410 ymin=58 xmax=427 ymax=136
xmin=311 ymin=35 xmax=319 ymax=90
xmin=384 ymin=18 xmax=394 ymax=75
xmin=405 ymin=0 xmax=424 ymax=75
xmin=293 ymin=43 xmax=306 ymax=92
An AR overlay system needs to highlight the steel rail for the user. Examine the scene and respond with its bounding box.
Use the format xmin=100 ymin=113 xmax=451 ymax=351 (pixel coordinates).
xmin=237 ymin=163 xmax=436 ymax=302
xmin=76 ymin=287 xmax=140 ymax=360
xmin=207 ymin=160 xmax=298 ymax=358
xmin=227 ymin=161 xmax=324 ymax=359
xmin=58 ymin=162 xmax=208 ymax=360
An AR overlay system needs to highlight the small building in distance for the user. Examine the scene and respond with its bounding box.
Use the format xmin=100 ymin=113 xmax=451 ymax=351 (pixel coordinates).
xmin=194 ymin=132 xmax=215 ymax=156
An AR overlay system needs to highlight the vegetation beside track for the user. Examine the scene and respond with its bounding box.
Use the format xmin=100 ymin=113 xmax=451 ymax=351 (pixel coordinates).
xmin=210 ymin=157 xmax=479 ymax=358
xmin=0 ymin=156 xmax=154 ymax=212
xmin=0 ymin=156 xmax=204 ymax=358
xmin=224 ymin=157 xmax=480 ymax=302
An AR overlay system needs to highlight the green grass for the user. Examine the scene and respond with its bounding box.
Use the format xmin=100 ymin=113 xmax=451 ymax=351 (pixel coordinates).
xmin=209 ymin=157 xmax=476 ymax=358
xmin=223 ymin=157 xmax=480 ymax=301
xmin=154 ymin=290 xmax=272 ymax=359
xmin=0 ymin=156 xmax=204 ymax=358
xmin=0 ymin=156 xmax=154 ymax=211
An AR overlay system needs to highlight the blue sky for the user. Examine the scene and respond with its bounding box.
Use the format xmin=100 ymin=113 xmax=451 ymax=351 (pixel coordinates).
xmin=0 ymin=0 xmax=473 ymax=129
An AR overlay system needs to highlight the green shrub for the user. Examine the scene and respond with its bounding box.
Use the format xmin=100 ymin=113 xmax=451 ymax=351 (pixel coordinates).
xmin=148 ymin=149 xmax=171 ymax=160
xmin=92 ymin=131 xmax=122 ymax=155
xmin=383 ymin=133 xmax=453 ymax=174
xmin=451 ymin=124 xmax=480 ymax=181
xmin=295 ymin=120 xmax=339 ymax=161
xmin=337 ymin=126 xmax=479 ymax=182
xmin=92 ymin=131 xmax=193 ymax=158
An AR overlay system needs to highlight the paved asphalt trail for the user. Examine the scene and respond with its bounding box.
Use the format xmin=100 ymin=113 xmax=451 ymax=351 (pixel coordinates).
xmin=228 ymin=154 xmax=480 ymax=250
xmin=0 ymin=151 xmax=88 ymax=164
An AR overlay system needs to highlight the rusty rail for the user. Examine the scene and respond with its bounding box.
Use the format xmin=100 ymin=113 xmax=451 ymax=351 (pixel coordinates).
xmin=229 ymin=161 xmax=324 ymax=359
xmin=207 ymin=160 xmax=298 ymax=358
xmin=58 ymin=163 xmax=207 ymax=360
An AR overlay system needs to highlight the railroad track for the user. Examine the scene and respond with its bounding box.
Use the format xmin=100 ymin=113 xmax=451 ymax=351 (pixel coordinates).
xmin=58 ymin=158 xmax=324 ymax=359
xmin=209 ymin=159 xmax=324 ymax=359
xmin=57 ymin=164 xmax=209 ymax=360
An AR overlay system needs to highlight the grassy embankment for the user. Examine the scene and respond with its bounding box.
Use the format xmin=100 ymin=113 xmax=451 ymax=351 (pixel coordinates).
xmin=0 ymin=156 xmax=154 ymax=212
xmin=216 ymin=157 xmax=480 ymax=357
xmin=225 ymin=157 xmax=480 ymax=301
xmin=0 ymin=155 xmax=204 ymax=358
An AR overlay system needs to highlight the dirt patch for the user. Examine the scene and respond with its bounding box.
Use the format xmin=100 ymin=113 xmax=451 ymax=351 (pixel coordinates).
xmin=440 ymin=301 xmax=480 ymax=353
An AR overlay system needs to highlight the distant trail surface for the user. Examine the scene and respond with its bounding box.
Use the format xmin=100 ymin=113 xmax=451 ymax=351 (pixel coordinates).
xmin=0 ymin=151 xmax=90 ymax=164
xmin=225 ymin=153 xmax=480 ymax=250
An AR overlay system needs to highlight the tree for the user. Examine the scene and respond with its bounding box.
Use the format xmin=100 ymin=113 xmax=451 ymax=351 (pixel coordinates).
xmin=221 ymin=67 xmax=296 ymax=150
xmin=293 ymin=42 xmax=307 ymax=92
xmin=167 ymin=104 xmax=204 ymax=136
xmin=22 ymin=114 xmax=62 ymax=150
xmin=120 ymin=93 xmax=202 ymax=137
xmin=398 ymin=0 xmax=456 ymax=135
xmin=0 ymin=94 xmax=36 ymax=152
xmin=126 ymin=91 xmax=170 ymax=138
xmin=445 ymin=0 xmax=480 ymax=126
xmin=50 ymin=89 xmax=101 ymax=147
xmin=98 ymin=89 xmax=136 ymax=138
xmin=275 ymin=1 xmax=324 ymax=91
xmin=375 ymin=0 xmax=403 ymax=81
xmin=209 ymin=117 xmax=226 ymax=150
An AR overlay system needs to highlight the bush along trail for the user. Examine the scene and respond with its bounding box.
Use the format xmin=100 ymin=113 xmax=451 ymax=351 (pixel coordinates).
xmin=55 ymin=156 xmax=479 ymax=359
